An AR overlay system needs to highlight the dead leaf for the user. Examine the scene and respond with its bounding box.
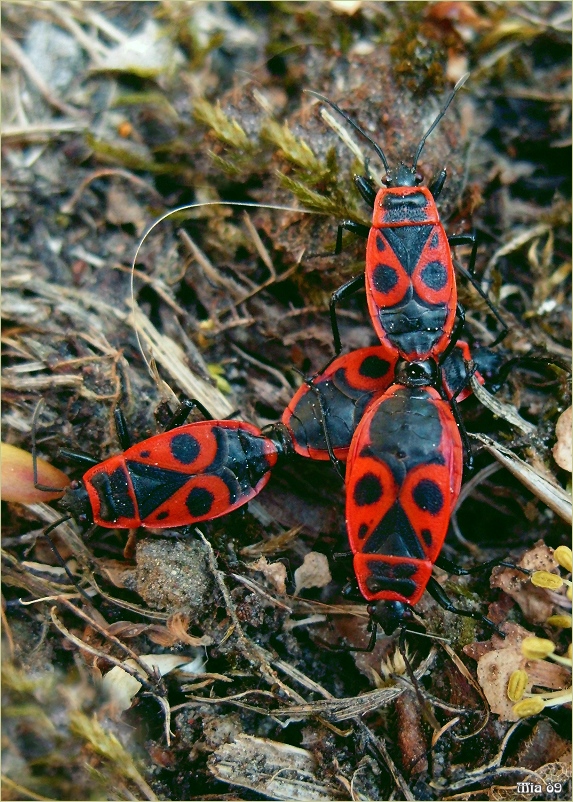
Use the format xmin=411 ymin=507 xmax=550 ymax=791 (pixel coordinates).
xmin=249 ymin=556 xmax=287 ymax=594
xmin=293 ymin=552 xmax=332 ymax=596
xmin=553 ymin=407 xmax=572 ymax=472
xmin=491 ymin=541 xmax=561 ymax=624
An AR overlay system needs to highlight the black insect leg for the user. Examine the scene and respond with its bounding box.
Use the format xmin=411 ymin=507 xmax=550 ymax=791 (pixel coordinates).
xmin=425 ymin=576 xmax=505 ymax=637
xmin=317 ymin=617 xmax=380 ymax=654
xmin=334 ymin=221 xmax=370 ymax=255
xmin=449 ymin=393 xmax=474 ymax=471
xmin=396 ymin=628 xmax=441 ymax=731
xmin=31 ymin=400 xmax=80 ymax=491
xmin=448 ymin=232 xmax=478 ymax=277
xmin=435 ymin=365 xmax=474 ymax=470
xmin=429 ymin=168 xmax=447 ymax=199
xmin=164 ymin=398 xmax=214 ymax=430
xmin=449 ymin=231 xmax=509 ymax=346
xmin=354 ymin=174 xmax=377 ymax=207
xmin=438 ymin=302 xmax=466 ymax=365
xmin=304 ymin=378 xmax=345 ymax=480
xmin=486 ymin=354 xmax=572 ymax=394
xmin=329 ymin=273 xmax=366 ymax=355
xmin=114 ymin=408 xmax=132 ymax=450
xmin=40 ymin=516 xmax=95 ymax=606
xmin=434 ymin=553 xmax=531 ymax=578
xmin=58 ymin=449 xmax=99 ymax=468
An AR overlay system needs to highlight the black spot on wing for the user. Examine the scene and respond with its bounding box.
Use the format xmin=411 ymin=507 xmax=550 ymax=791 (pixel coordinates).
xmin=354 ymin=472 xmax=383 ymax=506
xmin=412 ymin=479 xmax=444 ymax=514
xmin=186 ymin=486 xmax=215 ymax=517
xmin=359 ymin=354 xmax=391 ymax=379
xmin=420 ymin=260 xmax=447 ymax=291
xmin=358 ymin=523 xmax=369 ymax=540
xmin=421 ymin=528 xmax=433 ymax=546
xmin=170 ymin=432 xmax=201 ymax=465
xmin=372 ymin=263 xmax=398 ymax=294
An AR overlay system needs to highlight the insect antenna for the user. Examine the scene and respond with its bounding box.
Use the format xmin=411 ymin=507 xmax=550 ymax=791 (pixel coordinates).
xmin=40 ymin=517 xmax=94 ymax=606
xmin=31 ymin=399 xmax=68 ymax=493
xmin=305 ymin=89 xmax=391 ymax=175
xmin=412 ymin=72 xmax=470 ymax=170
xmin=397 ymin=627 xmax=441 ymax=730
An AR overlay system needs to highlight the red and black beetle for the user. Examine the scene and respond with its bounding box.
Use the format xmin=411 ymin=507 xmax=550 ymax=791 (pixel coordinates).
xmin=308 ymin=75 xmax=507 ymax=365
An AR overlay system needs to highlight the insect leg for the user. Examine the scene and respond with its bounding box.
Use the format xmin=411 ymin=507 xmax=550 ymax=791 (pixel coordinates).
xmin=438 ymin=303 xmax=466 ymax=365
xmin=318 ymin=619 xmax=379 ymax=653
xmin=329 ymin=273 xmax=365 ymax=354
xmin=486 ymin=354 xmax=572 ymax=394
xmin=164 ymin=398 xmax=214 ymax=431
xmin=449 ymin=233 xmax=509 ymax=346
xmin=448 ymin=393 xmax=474 ymax=471
xmin=354 ymin=174 xmax=377 ymax=207
xmin=58 ymin=449 xmax=99 ymax=467
xmin=114 ymin=409 xmax=132 ymax=450
xmin=335 ymin=221 xmax=370 ymax=255
xmin=429 ymin=168 xmax=447 ymax=199
xmin=434 ymin=553 xmax=531 ymax=577
xmin=31 ymin=399 xmax=77 ymax=491
xmin=448 ymin=232 xmax=478 ymax=276
xmin=425 ymin=576 xmax=505 ymax=637
xmin=42 ymin=516 xmax=94 ymax=606
xmin=304 ymin=378 xmax=345 ymax=479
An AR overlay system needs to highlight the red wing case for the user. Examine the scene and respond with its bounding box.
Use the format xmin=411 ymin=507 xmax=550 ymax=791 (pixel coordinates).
xmin=346 ymin=384 xmax=463 ymax=605
xmin=282 ymin=346 xmax=397 ymax=460
xmin=83 ymin=420 xmax=278 ymax=528
xmin=366 ymin=186 xmax=456 ymax=362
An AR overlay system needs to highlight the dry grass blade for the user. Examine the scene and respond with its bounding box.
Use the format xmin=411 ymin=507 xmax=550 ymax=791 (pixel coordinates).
xmin=129 ymin=305 xmax=233 ymax=417
xmin=271 ymin=649 xmax=436 ymax=722
xmin=469 ymin=373 xmax=537 ymax=435
xmin=208 ymin=733 xmax=349 ymax=801
xmin=471 ymin=434 xmax=572 ymax=523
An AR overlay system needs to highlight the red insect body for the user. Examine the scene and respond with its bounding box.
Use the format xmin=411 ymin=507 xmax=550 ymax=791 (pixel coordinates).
xmin=282 ymin=345 xmax=398 ymax=460
xmin=345 ymin=382 xmax=463 ymax=606
xmin=69 ymin=420 xmax=279 ymax=529
xmin=282 ymin=340 xmax=485 ymax=462
xmin=365 ymin=186 xmax=457 ymax=362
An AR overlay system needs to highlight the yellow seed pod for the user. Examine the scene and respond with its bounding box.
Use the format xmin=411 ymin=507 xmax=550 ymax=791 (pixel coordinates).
xmin=1 ymin=443 xmax=68 ymax=503
xmin=567 ymin=644 xmax=572 ymax=660
xmin=521 ymin=636 xmax=555 ymax=660
xmin=546 ymin=614 xmax=572 ymax=629
xmin=513 ymin=697 xmax=546 ymax=718
xmin=531 ymin=571 xmax=564 ymax=590
xmin=507 ymin=669 xmax=528 ymax=702
xmin=554 ymin=546 xmax=573 ymax=573
xmin=568 ymin=586 xmax=572 ymax=602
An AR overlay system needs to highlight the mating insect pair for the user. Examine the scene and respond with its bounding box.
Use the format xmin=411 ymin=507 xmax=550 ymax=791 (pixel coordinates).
xmin=41 ymin=336 xmax=505 ymax=639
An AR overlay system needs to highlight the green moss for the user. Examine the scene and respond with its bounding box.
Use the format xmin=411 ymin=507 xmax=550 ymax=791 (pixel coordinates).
xmin=85 ymin=133 xmax=188 ymax=175
xmin=277 ymin=171 xmax=366 ymax=224
xmin=260 ymin=119 xmax=323 ymax=174
xmin=193 ymin=98 xmax=254 ymax=152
